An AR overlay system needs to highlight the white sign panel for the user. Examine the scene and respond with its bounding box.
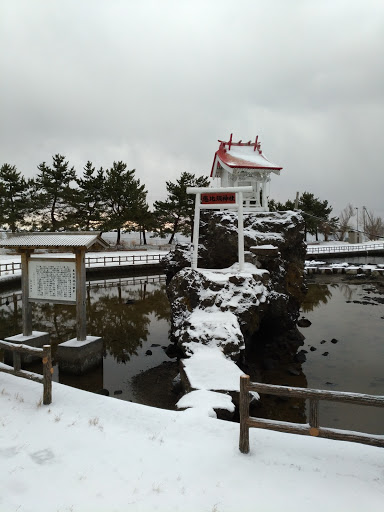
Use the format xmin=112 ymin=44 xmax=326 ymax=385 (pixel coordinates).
xmin=28 ymin=260 xmax=77 ymax=302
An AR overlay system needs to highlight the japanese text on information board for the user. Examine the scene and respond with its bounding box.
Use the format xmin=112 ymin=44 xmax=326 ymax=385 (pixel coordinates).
xmin=28 ymin=260 xmax=76 ymax=302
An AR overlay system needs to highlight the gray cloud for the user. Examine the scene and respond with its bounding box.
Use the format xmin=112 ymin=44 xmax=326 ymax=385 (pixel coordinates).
xmin=1 ymin=0 xmax=383 ymax=218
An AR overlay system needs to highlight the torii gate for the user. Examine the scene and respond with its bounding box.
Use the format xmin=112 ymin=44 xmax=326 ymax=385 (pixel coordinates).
xmin=186 ymin=186 xmax=253 ymax=271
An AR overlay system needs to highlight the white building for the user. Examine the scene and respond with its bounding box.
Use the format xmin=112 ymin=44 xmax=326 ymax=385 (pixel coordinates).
xmin=210 ymin=135 xmax=282 ymax=211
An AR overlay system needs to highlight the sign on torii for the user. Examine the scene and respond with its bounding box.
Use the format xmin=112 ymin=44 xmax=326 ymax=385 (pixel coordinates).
xmin=186 ymin=186 xmax=253 ymax=271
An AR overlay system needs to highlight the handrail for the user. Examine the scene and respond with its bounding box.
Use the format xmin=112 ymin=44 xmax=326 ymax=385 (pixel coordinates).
xmin=0 ymin=253 xmax=164 ymax=277
xmin=307 ymin=243 xmax=384 ymax=255
xmin=0 ymin=340 xmax=53 ymax=405
xmin=239 ymin=376 xmax=384 ymax=453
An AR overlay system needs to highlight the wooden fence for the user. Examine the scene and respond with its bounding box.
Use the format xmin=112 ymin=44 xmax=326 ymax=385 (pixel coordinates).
xmin=239 ymin=375 xmax=384 ymax=453
xmin=0 ymin=340 xmax=53 ymax=405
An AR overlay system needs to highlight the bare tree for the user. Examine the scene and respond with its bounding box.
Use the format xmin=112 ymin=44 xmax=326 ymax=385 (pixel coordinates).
xmin=334 ymin=203 xmax=355 ymax=241
xmin=364 ymin=210 xmax=384 ymax=240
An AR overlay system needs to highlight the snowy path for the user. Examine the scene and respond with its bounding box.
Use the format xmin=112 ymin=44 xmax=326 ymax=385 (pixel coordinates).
xmin=0 ymin=372 xmax=383 ymax=512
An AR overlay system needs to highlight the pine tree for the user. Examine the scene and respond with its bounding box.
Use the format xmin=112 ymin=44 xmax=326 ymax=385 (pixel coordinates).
xmin=153 ymin=172 xmax=210 ymax=243
xmin=33 ymin=154 xmax=77 ymax=231
xmin=0 ymin=164 xmax=32 ymax=232
xmin=71 ymin=161 xmax=105 ymax=230
xmin=101 ymin=162 xmax=147 ymax=245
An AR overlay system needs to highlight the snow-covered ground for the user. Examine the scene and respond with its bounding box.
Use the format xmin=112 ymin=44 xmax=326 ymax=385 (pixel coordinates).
xmin=1 ymin=372 xmax=383 ymax=512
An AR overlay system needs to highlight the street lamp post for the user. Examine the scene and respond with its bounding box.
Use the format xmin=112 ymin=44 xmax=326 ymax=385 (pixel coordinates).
xmin=355 ymin=207 xmax=359 ymax=243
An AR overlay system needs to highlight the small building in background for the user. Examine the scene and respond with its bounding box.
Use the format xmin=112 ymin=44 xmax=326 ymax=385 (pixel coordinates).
xmin=210 ymin=134 xmax=282 ymax=211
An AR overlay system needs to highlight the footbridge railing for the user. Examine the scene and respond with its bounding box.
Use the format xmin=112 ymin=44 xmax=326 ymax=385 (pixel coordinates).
xmin=239 ymin=376 xmax=384 ymax=453
xmin=0 ymin=253 xmax=164 ymax=277
xmin=307 ymin=242 xmax=384 ymax=255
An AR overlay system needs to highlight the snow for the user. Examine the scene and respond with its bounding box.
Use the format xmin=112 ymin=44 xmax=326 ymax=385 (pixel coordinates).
xmin=1 ymin=372 xmax=383 ymax=512
xmin=176 ymin=389 xmax=235 ymax=416
xmin=182 ymin=344 xmax=245 ymax=392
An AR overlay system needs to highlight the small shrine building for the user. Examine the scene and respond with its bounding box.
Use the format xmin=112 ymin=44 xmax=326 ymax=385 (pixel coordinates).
xmin=210 ymin=134 xmax=282 ymax=211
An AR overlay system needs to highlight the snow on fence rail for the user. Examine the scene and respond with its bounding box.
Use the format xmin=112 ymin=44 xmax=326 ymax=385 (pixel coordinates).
xmin=239 ymin=376 xmax=384 ymax=453
xmin=307 ymin=243 xmax=384 ymax=255
xmin=0 ymin=253 xmax=164 ymax=277
xmin=0 ymin=341 xmax=53 ymax=405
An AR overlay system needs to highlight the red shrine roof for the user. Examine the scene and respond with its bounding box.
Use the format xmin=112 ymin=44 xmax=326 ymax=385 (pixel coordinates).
xmin=210 ymin=134 xmax=282 ymax=177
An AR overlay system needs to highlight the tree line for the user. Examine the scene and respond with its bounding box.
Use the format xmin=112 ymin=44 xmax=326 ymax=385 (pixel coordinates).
xmin=0 ymin=156 xmax=209 ymax=244
xmin=270 ymin=192 xmax=384 ymax=241
xmin=1 ymin=157 xmax=382 ymax=244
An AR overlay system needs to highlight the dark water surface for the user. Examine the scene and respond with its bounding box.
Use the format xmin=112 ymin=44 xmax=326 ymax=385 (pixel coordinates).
xmin=0 ymin=274 xmax=178 ymax=409
xmin=0 ymin=275 xmax=383 ymax=434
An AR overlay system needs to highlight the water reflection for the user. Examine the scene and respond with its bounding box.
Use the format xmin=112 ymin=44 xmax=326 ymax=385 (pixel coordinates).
xmin=0 ymin=274 xmax=178 ymax=408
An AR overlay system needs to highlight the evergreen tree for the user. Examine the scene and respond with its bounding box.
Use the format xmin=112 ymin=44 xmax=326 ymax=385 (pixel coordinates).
xmin=298 ymin=192 xmax=333 ymax=241
xmin=153 ymin=172 xmax=210 ymax=243
xmin=101 ymin=161 xmax=147 ymax=245
xmin=33 ymin=154 xmax=77 ymax=231
xmin=71 ymin=161 xmax=105 ymax=230
xmin=0 ymin=164 xmax=32 ymax=232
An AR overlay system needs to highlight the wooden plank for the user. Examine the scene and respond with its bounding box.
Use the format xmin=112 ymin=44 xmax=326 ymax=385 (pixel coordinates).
xmin=0 ymin=340 xmax=44 ymax=354
xmin=248 ymin=381 xmax=384 ymax=408
xmin=0 ymin=365 xmax=44 ymax=384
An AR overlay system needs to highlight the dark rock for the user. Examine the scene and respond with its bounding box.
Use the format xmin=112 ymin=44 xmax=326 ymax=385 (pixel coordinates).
xmin=114 ymin=390 xmax=122 ymax=395
xmin=322 ymin=352 xmax=329 ymax=356
xmin=287 ymin=367 xmax=301 ymax=376
xmin=294 ymin=350 xmax=307 ymax=363
xmin=145 ymin=350 xmax=153 ymax=356
xmin=164 ymin=343 xmax=182 ymax=359
xmin=151 ymin=343 xmax=160 ymax=347
xmin=330 ymin=338 xmax=338 ymax=344
xmin=297 ymin=317 xmax=312 ymax=328
xmin=262 ymin=358 xmax=277 ymax=370
xmin=325 ymin=382 xmax=334 ymax=386
xmin=310 ymin=346 xmax=317 ymax=351
xmin=125 ymin=299 xmax=136 ymax=305
xmin=320 ymin=339 xmax=327 ymax=344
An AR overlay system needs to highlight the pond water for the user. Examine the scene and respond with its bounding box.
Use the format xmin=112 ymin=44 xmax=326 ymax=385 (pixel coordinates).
xmin=0 ymin=274 xmax=383 ymax=434
xmin=0 ymin=274 xmax=178 ymax=409
xmin=246 ymin=279 xmax=384 ymax=435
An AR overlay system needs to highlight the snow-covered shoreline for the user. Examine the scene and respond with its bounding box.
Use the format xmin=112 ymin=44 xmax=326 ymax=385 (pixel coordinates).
xmin=1 ymin=371 xmax=383 ymax=512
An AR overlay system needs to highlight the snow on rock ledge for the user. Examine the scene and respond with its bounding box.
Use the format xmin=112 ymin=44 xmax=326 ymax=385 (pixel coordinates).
xmin=167 ymin=263 xmax=269 ymax=360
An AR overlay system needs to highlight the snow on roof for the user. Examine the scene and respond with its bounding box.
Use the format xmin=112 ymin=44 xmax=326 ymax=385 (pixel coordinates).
xmin=0 ymin=232 xmax=109 ymax=250
xmin=211 ymin=135 xmax=282 ymax=177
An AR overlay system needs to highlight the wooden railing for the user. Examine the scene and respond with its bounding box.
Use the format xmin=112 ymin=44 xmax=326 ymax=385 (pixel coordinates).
xmin=307 ymin=242 xmax=384 ymax=255
xmin=0 ymin=340 xmax=53 ymax=405
xmin=239 ymin=376 xmax=384 ymax=453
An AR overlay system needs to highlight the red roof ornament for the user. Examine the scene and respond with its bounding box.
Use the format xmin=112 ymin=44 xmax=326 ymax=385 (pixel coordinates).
xmin=211 ymin=134 xmax=282 ymax=177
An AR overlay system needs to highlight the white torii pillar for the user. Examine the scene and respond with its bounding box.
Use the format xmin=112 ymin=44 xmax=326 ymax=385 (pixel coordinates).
xmin=186 ymin=186 xmax=253 ymax=271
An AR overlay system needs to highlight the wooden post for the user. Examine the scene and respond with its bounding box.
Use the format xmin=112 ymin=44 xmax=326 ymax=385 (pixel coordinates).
xmin=20 ymin=249 xmax=33 ymax=336
xmin=13 ymin=351 xmax=21 ymax=372
xmin=42 ymin=345 xmax=52 ymax=405
xmin=309 ymin=398 xmax=320 ymax=436
xmin=75 ymin=248 xmax=87 ymax=341
xmin=239 ymin=374 xmax=250 ymax=454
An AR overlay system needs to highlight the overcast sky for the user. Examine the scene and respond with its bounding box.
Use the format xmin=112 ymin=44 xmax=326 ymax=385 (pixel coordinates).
xmin=1 ymin=0 xmax=384 ymax=221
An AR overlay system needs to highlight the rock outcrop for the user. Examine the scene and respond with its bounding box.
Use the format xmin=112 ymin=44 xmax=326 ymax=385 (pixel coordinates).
xmin=162 ymin=210 xmax=306 ymax=358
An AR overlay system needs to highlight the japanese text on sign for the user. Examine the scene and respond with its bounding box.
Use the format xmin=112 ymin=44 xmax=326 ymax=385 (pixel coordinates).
xmin=28 ymin=260 xmax=76 ymax=302
xmin=201 ymin=192 xmax=236 ymax=204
